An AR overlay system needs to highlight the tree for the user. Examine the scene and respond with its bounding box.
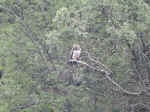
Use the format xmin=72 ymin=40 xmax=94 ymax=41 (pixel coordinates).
xmin=0 ymin=0 xmax=150 ymax=112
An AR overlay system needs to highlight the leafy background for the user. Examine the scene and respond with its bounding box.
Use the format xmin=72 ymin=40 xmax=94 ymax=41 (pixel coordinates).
xmin=0 ymin=0 xmax=150 ymax=112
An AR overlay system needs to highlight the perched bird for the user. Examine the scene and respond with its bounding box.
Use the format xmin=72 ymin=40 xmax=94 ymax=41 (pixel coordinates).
xmin=70 ymin=44 xmax=81 ymax=61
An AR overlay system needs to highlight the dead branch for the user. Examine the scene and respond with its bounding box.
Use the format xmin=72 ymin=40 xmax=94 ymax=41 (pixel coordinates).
xmin=68 ymin=59 xmax=142 ymax=96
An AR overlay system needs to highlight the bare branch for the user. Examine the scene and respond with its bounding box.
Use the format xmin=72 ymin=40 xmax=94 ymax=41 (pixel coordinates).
xmin=10 ymin=101 xmax=39 ymax=112
xmin=83 ymin=51 xmax=113 ymax=74
xmin=68 ymin=59 xmax=142 ymax=96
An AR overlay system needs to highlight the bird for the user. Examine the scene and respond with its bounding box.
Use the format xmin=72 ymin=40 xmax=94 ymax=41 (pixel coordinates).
xmin=70 ymin=44 xmax=81 ymax=61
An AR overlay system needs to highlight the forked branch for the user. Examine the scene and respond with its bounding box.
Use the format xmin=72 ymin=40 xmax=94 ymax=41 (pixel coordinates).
xmin=69 ymin=57 xmax=143 ymax=96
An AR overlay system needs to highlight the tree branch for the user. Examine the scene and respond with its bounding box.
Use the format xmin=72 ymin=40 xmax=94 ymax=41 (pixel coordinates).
xmin=0 ymin=5 xmax=57 ymax=72
xmin=68 ymin=59 xmax=142 ymax=96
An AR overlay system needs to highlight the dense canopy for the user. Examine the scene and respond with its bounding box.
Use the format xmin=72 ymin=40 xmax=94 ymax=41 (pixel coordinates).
xmin=0 ymin=0 xmax=150 ymax=112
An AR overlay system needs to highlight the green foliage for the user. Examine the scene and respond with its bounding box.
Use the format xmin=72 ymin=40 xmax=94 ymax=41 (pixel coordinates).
xmin=0 ymin=0 xmax=150 ymax=112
